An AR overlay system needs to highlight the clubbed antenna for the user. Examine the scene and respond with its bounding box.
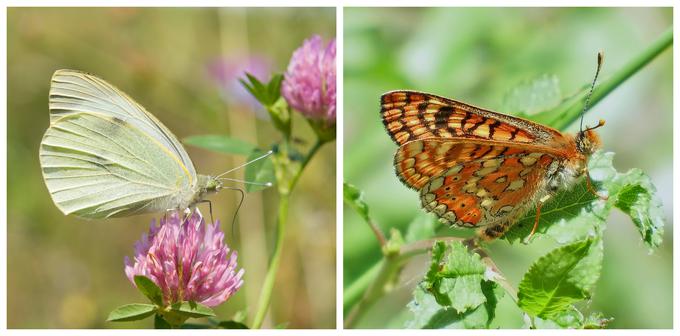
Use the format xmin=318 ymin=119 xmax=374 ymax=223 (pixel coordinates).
xmin=580 ymin=52 xmax=604 ymax=132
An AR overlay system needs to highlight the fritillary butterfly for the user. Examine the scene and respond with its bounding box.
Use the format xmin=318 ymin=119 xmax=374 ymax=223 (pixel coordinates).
xmin=381 ymin=56 xmax=606 ymax=240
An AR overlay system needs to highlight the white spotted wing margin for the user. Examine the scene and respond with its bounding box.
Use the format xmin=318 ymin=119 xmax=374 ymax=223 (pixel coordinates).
xmin=39 ymin=69 xmax=198 ymax=219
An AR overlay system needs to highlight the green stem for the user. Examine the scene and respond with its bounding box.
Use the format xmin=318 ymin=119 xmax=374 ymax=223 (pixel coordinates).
xmin=341 ymin=224 xmax=448 ymax=313
xmin=549 ymin=27 xmax=672 ymax=130
xmin=251 ymin=138 xmax=326 ymax=328
xmin=343 ymin=261 xmax=382 ymax=313
xmin=344 ymin=237 xmax=465 ymax=328
xmin=251 ymin=192 xmax=289 ymax=329
xmin=289 ymin=139 xmax=324 ymax=190
xmin=344 ymin=256 xmax=402 ymax=328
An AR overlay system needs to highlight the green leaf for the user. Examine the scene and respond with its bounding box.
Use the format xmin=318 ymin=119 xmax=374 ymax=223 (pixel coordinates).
xmin=406 ymin=280 xmax=503 ymax=329
xmin=422 ymin=241 xmax=488 ymax=313
xmin=240 ymin=72 xmax=283 ymax=107
xmin=529 ymin=308 xmax=613 ymax=329
xmin=244 ymin=72 xmax=267 ymax=102
xmin=183 ymin=135 xmax=257 ymax=156
xmin=502 ymin=74 xmax=562 ymax=116
xmin=243 ymin=149 xmax=275 ymax=192
xmin=154 ymin=314 xmax=172 ymax=329
xmin=107 ymin=303 xmax=157 ymax=322
xmin=179 ymin=323 xmax=212 ymax=329
xmin=613 ymin=171 xmax=665 ymax=250
xmin=582 ymin=312 xmax=614 ymax=329
xmin=518 ymin=238 xmax=603 ymax=320
xmin=134 ymin=275 xmax=164 ymax=306
xmin=266 ymin=97 xmax=292 ymax=136
xmin=343 ymin=182 xmax=372 ymax=223
xmin=217 ymin=320 xmax=249 ymax=329
xmin=529 ymin=305 xmax=583 ymax=329
xmin=266 ymin=74 xmax=284 ymax=105
xmin=239 ymin=77 xmax=262 ymax=102
xmin=169 ymin=301 xmax=216 ymax=318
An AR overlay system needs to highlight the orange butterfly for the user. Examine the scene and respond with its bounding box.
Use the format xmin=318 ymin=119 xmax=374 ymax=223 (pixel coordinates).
xmin=381 ymin=55 xmax=606 ymax=241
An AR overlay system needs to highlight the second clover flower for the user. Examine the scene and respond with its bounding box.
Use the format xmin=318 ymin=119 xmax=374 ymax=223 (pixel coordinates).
xmin=281 ymin=35 xmax=336 ymax=124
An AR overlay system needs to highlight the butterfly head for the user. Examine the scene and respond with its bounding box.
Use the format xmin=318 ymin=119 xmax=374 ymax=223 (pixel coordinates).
xmin=576 ymin=119 xmax=605 ymax=155
xmin=198 ymin=175 xmax=223 ymax=195
xmin=206 ymin=177 xmax=223 ymax=193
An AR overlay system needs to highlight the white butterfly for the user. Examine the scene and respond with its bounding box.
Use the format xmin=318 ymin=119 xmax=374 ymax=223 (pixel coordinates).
xmin=39 ymin=69 xmax=269 ymax=219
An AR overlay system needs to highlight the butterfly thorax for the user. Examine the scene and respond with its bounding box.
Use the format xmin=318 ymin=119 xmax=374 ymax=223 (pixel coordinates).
xmin=543 ymin=129 xmax=601 ymax=196
xmin=190 ymin=174 xmax=222 ymax=205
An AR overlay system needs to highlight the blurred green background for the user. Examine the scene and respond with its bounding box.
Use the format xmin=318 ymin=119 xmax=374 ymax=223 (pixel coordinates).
xmin=8 ymin=8 xmax=335 ymax=328
xmin=344 ymin=7 xmax=672 ymax=328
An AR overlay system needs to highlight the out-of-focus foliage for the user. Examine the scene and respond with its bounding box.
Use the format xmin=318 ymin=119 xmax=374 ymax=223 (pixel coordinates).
xmin=8 ymin=7 xmax=335 ymax=328
xmin=344 ymin=7 xmax=672 ymax=328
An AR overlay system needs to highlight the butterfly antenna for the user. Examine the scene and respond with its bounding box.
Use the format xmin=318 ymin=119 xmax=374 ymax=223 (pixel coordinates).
xmin=214 ymin=150 xmax=274 ymax=179
xmin=218 ymin=177 xmax=273 ymax=187
xmin=580 ymin=52 xmax=604 ymax=133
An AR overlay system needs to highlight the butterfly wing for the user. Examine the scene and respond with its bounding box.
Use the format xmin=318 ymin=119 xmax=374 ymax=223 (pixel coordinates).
xmin=395 ymin=139 xmax=557 ymax=236
xmin=40 ymin=70 xmax=197 ymax=218
xmin=382 ymin=90 xmax=575 ymax=236
xmin=381 ymin=90 xmax=567 ymax=148
xmin=49 ymin=69 xmax=197 ymax=177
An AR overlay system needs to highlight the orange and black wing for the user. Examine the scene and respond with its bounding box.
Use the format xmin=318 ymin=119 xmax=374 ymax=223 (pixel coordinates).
xmin=395 ymin=139 xmax=556 ymax=232
xmin=380 ymin=90 xmax=564 ymax=146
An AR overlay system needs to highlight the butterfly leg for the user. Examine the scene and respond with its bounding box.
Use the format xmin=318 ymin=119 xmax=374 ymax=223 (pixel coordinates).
xmin=522 ymin=193 xmax=553 ymax=242
xmin=585 ymin=169 xmax=609 ymax=200
xmin=196 ymin=200 xmax=214 ymax=224
xmin=179 ymin=207 xmax=192 ymax=223
xmin=527 ymin=202 xmax=544 ymax=240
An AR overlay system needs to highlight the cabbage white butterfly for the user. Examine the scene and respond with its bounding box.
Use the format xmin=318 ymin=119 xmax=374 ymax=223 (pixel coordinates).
xmin=39 ymin=69 xmax=268 ymax=219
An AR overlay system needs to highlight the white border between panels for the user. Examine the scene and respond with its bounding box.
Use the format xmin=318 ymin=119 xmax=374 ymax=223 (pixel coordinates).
xmin=2 ymin=1 xmax=678 ymax=335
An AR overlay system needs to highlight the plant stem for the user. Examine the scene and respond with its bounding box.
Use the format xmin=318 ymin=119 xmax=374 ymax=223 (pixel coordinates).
xmin=343 ymin=261 xmax=382 ymax=313
xmin=344 ymin=237 xmax=465 ymax=328
xmin=251 ymin=138 xmax=326 ymax=328
xmin=251 ymin=192 xmax=288 ymax=328
xmin=474 ymin=248 xmax=518 ymax=304
xmin=367 ymin=218 xmax=387 ymax=247
xmin=550 ymin=27 xmax=672 ymax=130
xmin=289 ymin=139 xmax=324 ymax=189
xmin=344 ymin=257 xmax=400 ymax=328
